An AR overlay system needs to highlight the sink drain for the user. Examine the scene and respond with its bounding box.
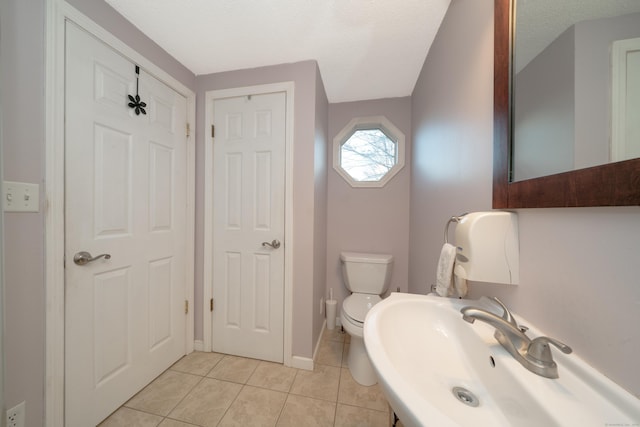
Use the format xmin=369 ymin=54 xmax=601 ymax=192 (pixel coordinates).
xmin=452 ymin=387 xmax=479 ymax=407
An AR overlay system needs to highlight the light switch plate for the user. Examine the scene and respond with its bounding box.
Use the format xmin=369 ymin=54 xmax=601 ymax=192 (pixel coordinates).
xmin=3 ymin=181 xmax=40 ymax=212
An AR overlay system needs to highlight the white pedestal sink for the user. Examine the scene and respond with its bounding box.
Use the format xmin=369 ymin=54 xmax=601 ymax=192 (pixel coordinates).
xmin=363 ymin=293 xmax=640 ymax=427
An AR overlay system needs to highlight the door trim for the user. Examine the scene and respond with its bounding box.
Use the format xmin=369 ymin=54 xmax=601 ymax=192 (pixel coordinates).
xmin=203 ymin=83 xmax=294 ymax=366
xmin=45 ymin=2 xmax=196 ymax=426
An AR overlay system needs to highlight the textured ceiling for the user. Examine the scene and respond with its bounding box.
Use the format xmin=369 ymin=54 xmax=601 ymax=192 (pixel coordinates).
xmin=105 ymin=0 xmax=452 ymax=103
xmin=515 ymin=0 xmax=640 ymax=73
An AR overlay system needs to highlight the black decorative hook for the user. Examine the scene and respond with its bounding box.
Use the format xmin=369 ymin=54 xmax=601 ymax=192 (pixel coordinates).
xmin=128 ymin=65 xmax=147 ymax=115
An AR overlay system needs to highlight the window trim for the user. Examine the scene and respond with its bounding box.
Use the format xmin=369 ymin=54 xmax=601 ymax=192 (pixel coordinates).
xmin=332 ymin=116 xmax=405 ymax=188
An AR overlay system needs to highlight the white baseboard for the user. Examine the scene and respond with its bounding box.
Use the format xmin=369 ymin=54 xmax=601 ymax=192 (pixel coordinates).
xmin=194 ymin=323 xmax=333 ymax=371
xmin=314 ymin=319 xmax=326 ymax=359
xmin=289 ymin=319 xmax=327 ymax=371
xmin=290 ymin=355 xmax=314 ymax=370
xmin=196 ymin=337 xmax=314 ymax=370
xmin=325 ymin=316 xmax=341 ymax=331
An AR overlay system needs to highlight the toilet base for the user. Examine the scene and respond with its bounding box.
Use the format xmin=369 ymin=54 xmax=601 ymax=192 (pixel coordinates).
xmin=346 ymin=335 xmax=377 ymax=386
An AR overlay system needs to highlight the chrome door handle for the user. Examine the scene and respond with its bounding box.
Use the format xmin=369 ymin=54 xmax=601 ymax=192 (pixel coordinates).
xmin=261 ymin=240 xmax=281 ymax=249
xmin=73 ymin=251 xmax=111 ymax=265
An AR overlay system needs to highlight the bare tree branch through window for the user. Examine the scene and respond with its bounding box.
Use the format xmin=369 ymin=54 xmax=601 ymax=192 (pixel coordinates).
xmin=333 ymin=116 xmax=405 ymax=188
xmin=340 ymin=129 xmax=397 ymax=181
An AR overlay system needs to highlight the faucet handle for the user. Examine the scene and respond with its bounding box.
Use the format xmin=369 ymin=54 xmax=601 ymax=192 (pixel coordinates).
xmin=542 ymin=336 xmax=572 ymax=354
xmin=492 ymin=297 xmax=519 ymax=328
xmin=527 ymin=336 xmax=572 ymax=364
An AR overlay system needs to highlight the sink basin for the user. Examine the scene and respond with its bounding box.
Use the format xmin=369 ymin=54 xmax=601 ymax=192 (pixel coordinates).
xmin=363 ymin=293 xmax=640 ymax=427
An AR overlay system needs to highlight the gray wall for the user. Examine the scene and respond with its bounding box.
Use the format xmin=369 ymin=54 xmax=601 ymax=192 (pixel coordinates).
xmin=313 ymin=70 xmax=329 ymax=345
xmin=410 ymin=0 xmax=640 ymax=397
xmin=0 ymin=0 xmax=5 ymax=416
xmin=194 ymin=61 xmax=328 ymax=358
xmin=409 ymin=0 xmax=494 ymax=295
xmin=327 ymin=98 xmax=412 ymax=314
xmin=574 ymin=12 xmax=640 ymax=169
xmin=514 ymin=27 xmax=575 ymax=181
xmin=0 ymin=0 xmax=195 ymax=425
xmin=1 ymin=1 xmax=47 ymax=424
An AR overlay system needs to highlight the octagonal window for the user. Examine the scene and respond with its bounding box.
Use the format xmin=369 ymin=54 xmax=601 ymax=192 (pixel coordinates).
xmin=333 ymin=116 xmax=405 ymax=188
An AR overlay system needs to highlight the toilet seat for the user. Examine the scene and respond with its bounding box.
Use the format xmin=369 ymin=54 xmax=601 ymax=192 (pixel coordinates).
xmin=341 ymin=310 xmax=364 ymax=339
xmin=342 ymin=293 xmax=382 ymax=324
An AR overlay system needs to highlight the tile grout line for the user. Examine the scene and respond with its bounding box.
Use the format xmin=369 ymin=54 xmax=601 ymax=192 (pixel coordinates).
xmin=214 ymin=383 xmax=245 ymax=427
xmin=161 ymin=355 xmax=224 ymax=426
xmin=335 ymin=335 xmax=346 ymax=426
xmin=276 ymin=366 xmax=302 ymax=426
xmin=111 ymin=347 xmax=392 ymax=426
xmin=333 ymin=357 xmax=343 ymax=426
xmin=212 ymin=356 xmax=261 ymax=427
xmin=271 ymin=380 xmax=292 ymax=427
xmin=165 ymin=371 xmax=206 ymax=423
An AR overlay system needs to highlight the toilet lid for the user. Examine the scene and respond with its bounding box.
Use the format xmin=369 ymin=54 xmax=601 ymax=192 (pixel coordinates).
xmin=343 ymin=294 xmax=382 ymax=323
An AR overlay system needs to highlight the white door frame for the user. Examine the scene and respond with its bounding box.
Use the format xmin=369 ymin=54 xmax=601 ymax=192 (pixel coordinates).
xmin=45 ymin=2 xmax=196 ymax=426
xmin=203 ymin=83 xmax=294 ymax=367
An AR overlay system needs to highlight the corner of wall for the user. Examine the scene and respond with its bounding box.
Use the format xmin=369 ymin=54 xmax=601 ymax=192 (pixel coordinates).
xmin=312 ymin=62 xmax=329 ymax=354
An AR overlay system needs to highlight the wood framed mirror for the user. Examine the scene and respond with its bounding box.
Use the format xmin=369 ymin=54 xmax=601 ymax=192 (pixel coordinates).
xmin=493 ymin=0 xmax=640 ymax=208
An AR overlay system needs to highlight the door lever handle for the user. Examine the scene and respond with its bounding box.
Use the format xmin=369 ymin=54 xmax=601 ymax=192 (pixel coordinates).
xmin=261 ymin=240 xmax=281 ymax=249
xmin=73 ymin=251 xmax=111 ymax=265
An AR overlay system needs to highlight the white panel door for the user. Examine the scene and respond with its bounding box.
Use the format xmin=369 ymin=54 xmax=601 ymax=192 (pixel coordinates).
xmin=612 ymin=37 xmax=640 ymax=161
xmin=212 ymin=93 xmax=286 ymax=362
xmin=64 ymin=22 xmax=188 ymax=427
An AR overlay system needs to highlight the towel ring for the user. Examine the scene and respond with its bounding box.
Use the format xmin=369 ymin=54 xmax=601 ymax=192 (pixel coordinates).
xmin=444 ymin=213 xmax=467 ymax=244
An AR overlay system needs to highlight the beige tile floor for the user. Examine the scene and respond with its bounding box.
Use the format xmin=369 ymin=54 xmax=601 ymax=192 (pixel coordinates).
xmin=99 ymin=328 xmax=394 ymax=427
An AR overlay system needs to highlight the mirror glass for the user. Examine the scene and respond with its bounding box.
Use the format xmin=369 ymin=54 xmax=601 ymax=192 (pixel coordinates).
xmin=511 ymin=0 xmax=640 ymax=182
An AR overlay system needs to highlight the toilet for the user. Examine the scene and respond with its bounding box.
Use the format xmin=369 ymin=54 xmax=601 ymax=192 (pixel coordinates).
xmin=339 ymin=251 xmax=393 ymax=386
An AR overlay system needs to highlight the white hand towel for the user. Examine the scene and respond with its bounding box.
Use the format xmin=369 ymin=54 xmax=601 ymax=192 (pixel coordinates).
xmin=454 ymin=266 xmax=468 ymax=298
xmin=436 ymin=243 xmax=457 ymax=297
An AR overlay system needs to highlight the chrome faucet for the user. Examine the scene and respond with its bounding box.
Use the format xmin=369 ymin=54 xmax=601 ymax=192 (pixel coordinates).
xmin=461 ymin=297 xmax=572 ymax=379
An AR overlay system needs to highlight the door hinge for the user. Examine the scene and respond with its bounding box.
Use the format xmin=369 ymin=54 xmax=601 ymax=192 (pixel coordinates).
xmin=210 ymin=298 xmax=214 ymax=312
xmin=185 ymin=300 xmax=189 ymax=314
xmin=211 ymin=124 xmax=215 ymax=138
xmin=186 ymin=122 xmax=191 ymax=137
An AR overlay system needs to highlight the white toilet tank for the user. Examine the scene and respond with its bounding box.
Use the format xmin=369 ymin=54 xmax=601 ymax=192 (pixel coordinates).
xmin=340 ymin=252 xmax=394 ymax=294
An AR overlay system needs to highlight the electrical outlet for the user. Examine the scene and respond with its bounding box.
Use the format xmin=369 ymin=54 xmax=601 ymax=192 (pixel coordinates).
xmin=6 ymin=401 xmax=25 ymax=427
xmin=320 ymin=297 xmax=324 ymax=315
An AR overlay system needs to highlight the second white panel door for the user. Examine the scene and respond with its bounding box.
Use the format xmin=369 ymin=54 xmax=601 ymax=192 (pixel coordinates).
xmin=212 ymin=92 xmax=286 ymax=362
